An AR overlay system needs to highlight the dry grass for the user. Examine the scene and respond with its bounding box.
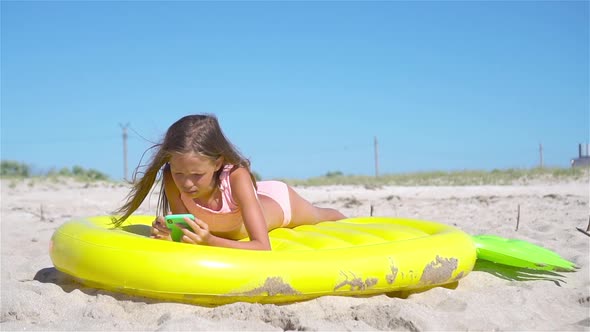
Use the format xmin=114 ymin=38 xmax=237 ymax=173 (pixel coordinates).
xmin=277 ymin=167 xmax=589 ymax=187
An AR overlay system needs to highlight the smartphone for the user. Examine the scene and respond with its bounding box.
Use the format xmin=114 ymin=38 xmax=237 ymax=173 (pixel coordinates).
xmin=165 ymin=214 xmax=195 ymax=242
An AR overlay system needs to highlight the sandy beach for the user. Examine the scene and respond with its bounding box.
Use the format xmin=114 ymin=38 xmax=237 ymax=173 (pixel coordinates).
xmin=1 ymin=177 xmax=588 ymax=331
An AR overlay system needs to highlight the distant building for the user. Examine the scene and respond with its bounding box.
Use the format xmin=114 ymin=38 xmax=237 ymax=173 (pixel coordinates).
xmin=571 ymin=143 xmax=590 ymax=168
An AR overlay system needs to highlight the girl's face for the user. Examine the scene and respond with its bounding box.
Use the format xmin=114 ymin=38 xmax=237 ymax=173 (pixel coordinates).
xmin=169 ymin=152 xmax=222 ymax=199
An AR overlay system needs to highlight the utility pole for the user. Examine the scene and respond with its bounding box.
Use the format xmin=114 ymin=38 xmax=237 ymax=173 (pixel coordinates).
xmin=120 ymin=123 xmax=130 ymax=181
xmin=374 ymin=136 xmax=379 ymax=177
xmin=539 ymin=143 xmax=543 ymax=168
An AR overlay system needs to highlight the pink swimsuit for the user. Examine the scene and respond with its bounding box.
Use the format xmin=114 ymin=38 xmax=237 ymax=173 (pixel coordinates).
xmin=179 ymin=165 xmax=292 ymax=235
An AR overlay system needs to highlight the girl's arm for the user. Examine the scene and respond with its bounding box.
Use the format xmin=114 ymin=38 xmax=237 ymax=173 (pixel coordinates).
xmin=205 ymin=167 xmax=271 ymax=250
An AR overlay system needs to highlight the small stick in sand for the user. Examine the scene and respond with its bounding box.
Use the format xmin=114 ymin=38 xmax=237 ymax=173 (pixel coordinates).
xmin=29 ymin=204 xmax=51 ymax=222
xmin=514 ymin=204 xmax=520 ymax=232
xmin=576 ymin=215 xmax=590 ymax=237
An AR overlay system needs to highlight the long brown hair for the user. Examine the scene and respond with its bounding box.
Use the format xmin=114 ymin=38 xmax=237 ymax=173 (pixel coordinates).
xmin=111 ymin=114 xmax=256 ymax=227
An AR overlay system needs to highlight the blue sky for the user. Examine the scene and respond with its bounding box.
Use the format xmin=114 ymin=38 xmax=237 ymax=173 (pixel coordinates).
xmin=1 ymin=1 xmax=588 ymax=180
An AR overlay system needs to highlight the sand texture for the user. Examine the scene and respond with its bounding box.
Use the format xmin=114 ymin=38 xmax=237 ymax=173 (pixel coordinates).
xmin=1 ymin=178 xmax=589 ymax=331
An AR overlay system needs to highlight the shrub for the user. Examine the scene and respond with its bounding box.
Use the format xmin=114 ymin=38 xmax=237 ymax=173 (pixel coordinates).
xmin=0 ymin=161 xmax=110 ymax=181
xmin=0 ymin=161 xmax=30 ymax=177
xmin=325 ymin=171 xmax=343 ymax=178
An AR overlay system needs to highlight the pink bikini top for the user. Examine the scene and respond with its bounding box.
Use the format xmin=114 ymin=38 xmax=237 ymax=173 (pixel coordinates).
xmin=179 ymin=165 xmax=245 ymax=233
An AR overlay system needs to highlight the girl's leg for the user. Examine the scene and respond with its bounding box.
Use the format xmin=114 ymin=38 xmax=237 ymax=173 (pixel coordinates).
xmin=287 ymin=186 xmax=346 ymax=227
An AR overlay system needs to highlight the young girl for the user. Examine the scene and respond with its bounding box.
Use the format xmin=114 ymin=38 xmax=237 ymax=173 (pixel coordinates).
xmin=113 ymin=114 xmax=345 ymax=250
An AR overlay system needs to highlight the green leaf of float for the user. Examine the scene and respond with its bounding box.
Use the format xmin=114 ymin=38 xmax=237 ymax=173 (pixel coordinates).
xmin=472 ymin=235 xmax=577 ymax=272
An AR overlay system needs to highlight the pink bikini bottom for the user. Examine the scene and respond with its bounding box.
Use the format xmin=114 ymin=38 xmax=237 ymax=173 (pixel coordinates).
xmin=256 ymin=181 xmax=292 ymax=227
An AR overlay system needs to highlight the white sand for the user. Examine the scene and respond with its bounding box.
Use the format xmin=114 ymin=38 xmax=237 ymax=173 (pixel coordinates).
xmin=1 ymin=177 xmax=589 ymax=331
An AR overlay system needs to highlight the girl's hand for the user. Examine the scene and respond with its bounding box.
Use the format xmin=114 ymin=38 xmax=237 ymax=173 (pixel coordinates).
xmin=179 ymin=216 xmax=212 ymax=245
xmin=150 ymin=216 xmax=172 ymax=241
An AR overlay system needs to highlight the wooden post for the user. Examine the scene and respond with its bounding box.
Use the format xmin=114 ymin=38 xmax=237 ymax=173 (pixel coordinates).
xmin=120 ymin=123 xmax=130 ymax=181
xmin=374 ymin=136 xmax=379 ymax=177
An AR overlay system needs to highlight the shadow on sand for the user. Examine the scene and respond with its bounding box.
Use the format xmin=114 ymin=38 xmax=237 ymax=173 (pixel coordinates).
xmin=33 ymin=267 xmax=165 ymax=304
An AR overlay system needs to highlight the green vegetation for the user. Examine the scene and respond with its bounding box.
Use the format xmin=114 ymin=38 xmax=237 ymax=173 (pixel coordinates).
xmin=2 ymin=160 xmax=587 ymax=187
xmin=1 ymin=160 xmax=31 ymax=177
xmin=279 ymin=167 xmax=589 ymax=187
xmin=1 ymin=160 xmax=110 ymax=181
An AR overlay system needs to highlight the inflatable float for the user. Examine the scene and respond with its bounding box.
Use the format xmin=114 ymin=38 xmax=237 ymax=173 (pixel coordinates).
xmin=49 ymin=216 xmax=576 ymax=305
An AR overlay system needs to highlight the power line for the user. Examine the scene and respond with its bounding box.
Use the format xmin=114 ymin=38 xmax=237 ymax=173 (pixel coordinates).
xmin=127 ymin=125 xmax=159 ymax=145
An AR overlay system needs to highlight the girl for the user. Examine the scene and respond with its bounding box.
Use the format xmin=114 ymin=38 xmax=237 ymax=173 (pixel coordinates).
xmin=113 ymin=114 xmax=345 ymax=250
